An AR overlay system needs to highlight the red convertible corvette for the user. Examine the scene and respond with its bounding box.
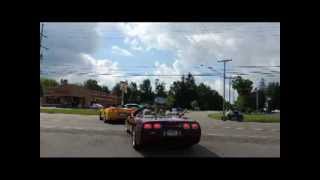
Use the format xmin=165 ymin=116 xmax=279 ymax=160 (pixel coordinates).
xmin=125 ymin=108 xmax=201 ymax=150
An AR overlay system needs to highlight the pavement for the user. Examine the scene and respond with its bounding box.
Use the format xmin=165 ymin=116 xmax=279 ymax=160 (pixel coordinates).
xmin=40 ymin=111 xmax=280 ymax=157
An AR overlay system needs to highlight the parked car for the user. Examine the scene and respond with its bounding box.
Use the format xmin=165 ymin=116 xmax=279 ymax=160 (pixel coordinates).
xmin=225 ymin=110 xmax=244 ymax=122
xmin=90 ymin=103 xmax=103 ymax=109
xmin=125 ymin=107 xmax=201 ymax=150
xmin=123 ymin=103 xmax=142 ymax=110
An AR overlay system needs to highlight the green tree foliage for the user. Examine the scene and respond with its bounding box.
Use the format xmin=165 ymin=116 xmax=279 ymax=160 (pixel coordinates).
xmin=40 ymin=81 xmax=43 ymax=97
xmin=101 ymin=86 xmax=110 ymax=94
xmin=83 ymin=79 xmax=102 ymax=91
xmin=232 ymin=76 xmax=253 ymax=96
xmin=168 ymin=74 xmax=223 ymax=110
xmin=155 ymin=79 xmax=167 ymax=97
xmin=265 ymin=82 xmax=280 ymax=110
xmin=232 ymin=76 xmax=254 ymax=112
xmin=190 ymin=100 xmax=199 ymax=110
xmin=196 ymin=83 xmax=223 ymax=110
xmin=168 ymin=73 xmax=199 ymax=109
xmin=139 ymin=79 xmax=154 ymax=104
xmin=40 ymin=77 xmax=59 ymax=94
xmin=166 ymin=95 xmax=175 ymax=108
xmin=126 ymin=82 xmax=141 ymax=103
xmin=112 ymin=83 xmax=122 ymax=97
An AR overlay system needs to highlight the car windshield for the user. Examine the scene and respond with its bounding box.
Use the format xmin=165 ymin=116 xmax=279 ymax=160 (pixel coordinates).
xmin=125 ymin=104 xmax=140 ymax=108
xmin=141 ymin=109 xmax=181 ymax=119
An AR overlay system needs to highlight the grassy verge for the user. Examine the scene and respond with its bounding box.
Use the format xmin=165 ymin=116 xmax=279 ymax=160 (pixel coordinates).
xmin=208 ymin=113 xmax=280 ymax=123
xmin=40 ymin=108 xmax=99 ymax=115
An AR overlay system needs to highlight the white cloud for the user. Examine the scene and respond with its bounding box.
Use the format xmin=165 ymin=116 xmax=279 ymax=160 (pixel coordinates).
xmin=43 ymin=22 xmax=279 ymax=95
xmin=111 ymin=46 xmax=133 ymax=56
xmin=118 ymin=22 xmax=280 ymax=89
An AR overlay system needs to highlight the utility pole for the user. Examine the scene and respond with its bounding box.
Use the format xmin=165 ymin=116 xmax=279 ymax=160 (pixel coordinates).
xmin=40 ymin=23 xmax=49 ymax=76
xmin=218 ymin=59 xmax=232 ymax=120
xmin=229 ymin=78 xmax=231 ymax=103
xmin=40 ymin=23 xmax=48 ymax=63
xmin=255 ymin=87 xmax=259 ymax=112
xmin=120 ymin=81 xmax=128 ymax=106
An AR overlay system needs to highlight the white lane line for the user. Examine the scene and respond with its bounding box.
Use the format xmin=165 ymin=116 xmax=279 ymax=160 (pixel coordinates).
xmin=225 ymin=127 xmax=231 ymax=129
xmin=254 ymin=128 xmax=263 ymax=131
xmin=40 ymin=125 xmax=57 ymax=129
xmin=206 ymin=133 xmax=275 ymax=139
xmin=236 ymin=127 xmax=244 ymax=130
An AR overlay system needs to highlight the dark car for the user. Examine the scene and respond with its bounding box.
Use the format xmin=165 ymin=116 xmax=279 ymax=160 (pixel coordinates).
xmin=225 ymin=110 xmax=244 ymax=122
xmin=125 ymin=107 xmax=201 ymax=150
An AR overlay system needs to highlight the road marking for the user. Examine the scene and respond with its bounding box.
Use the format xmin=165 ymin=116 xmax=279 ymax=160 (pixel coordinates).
xmin=225 ymin=127 xmax=231 ymax=129
xmin=206 ymin=133 xmax=276 ymax=139
xmin=254 ymin=128 xmax=263 ymax=131
xmin=236 ymin=127 xmax=244 ymax=130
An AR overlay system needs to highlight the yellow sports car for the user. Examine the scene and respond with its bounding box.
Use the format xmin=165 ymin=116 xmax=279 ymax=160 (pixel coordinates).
xmin=99 ymin=104 xmax=141 ymax=123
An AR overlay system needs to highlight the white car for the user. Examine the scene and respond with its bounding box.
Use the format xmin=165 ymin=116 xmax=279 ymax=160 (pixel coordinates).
xmin=90 ymin=103 xmax=103 ymax=109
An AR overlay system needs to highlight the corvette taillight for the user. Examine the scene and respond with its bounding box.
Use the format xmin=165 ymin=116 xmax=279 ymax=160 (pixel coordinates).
xmin=183 ymin=123 xmax=190 ymax=129
xmin=153 ymin=123 xmax=161 ymax=129
xmin=143 ymin=123 xmax=152 ymax=129
xmin=191 ymin=123 xmax=199 ymax=129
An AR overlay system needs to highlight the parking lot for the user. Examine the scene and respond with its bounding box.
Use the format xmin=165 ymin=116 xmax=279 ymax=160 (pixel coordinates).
xmin=40 ymin=111 xmax=280 ymax=157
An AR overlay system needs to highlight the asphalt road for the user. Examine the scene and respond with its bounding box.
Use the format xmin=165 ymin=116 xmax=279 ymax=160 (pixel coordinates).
xmin=40 ymin=111 xmax=280 ymax=157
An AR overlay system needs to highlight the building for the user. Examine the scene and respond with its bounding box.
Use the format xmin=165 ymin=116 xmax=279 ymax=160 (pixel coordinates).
xmin=42 ymin=84 xmax=120 ymax=108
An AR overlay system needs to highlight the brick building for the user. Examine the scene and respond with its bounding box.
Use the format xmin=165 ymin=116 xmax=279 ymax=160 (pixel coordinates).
xmin=42 ymin=84 xmax=120 ymax=108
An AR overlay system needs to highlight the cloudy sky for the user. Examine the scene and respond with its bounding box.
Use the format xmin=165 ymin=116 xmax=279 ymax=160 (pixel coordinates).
xmin=40 ymin=22 xmax=280 ymax=102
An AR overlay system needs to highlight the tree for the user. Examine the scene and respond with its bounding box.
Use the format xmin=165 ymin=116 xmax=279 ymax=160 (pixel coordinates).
xmin=112 ymin=83 xmax=122 ymax=97
xmin=101 ymin=85 xmax=110 ymax=94
xmin=232 ymin=76 xmax=253 ymax=96
xmin=266 ymin=82 xmax=280 ymax=110
xmin=40 ymin=82 xmax=43 ymax=97
xmin=232 ymin=76 xmax=254 ymax=112
xmin=84 ymin=79 xmax=102 ymax=91
xmin=155 ymin=79 xmax=167 ymax=97
xmin=40 ymin=77 xmax=59 ymax=94
xmin=191 ymin=100 xmax=199 ymax=110
xmin=127 ymin=82 xmax=141 ymax=103
xmin=196 ymin=83 xmax=223 ymax=110
xmin=259 ymin=78 xmax=266 ymax=91
xmin=166 ymin=95 xmax=175 ymax=108
xmin=139 ymin=79 xmax=154 ymax=104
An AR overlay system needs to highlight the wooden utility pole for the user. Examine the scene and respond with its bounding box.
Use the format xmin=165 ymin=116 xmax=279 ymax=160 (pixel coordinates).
xmin=217 ymin=59 xmax=232 ymax=120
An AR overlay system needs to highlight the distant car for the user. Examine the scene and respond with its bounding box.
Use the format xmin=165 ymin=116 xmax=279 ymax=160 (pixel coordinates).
xmin=125 ymin=107 xmax=201 ymax=150
xmin=225 ymin=110 xmax=244 ymax=122
xmin=123 ymin=104 xmax=142 ymax=110
xmin=90 ymin=103 xmax=103 ymax=109
xmin=272 ymin=109 xmax=280 ymax=113
xmin=99 ymin=104 xmax=138 ymax=123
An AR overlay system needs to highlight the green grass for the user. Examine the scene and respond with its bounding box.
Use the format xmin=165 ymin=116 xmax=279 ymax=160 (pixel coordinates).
xmin=40 ymin=108 xmax=99 ymax=115
xmin=208 ymin=113 xmax=280 ymax=123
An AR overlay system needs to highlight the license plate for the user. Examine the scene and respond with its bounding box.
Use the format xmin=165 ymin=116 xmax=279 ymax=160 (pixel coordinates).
xmin=119 ymin=113 xmax=127 ymax=117
xmin=166 ymin=130 xmax=178 ymax=136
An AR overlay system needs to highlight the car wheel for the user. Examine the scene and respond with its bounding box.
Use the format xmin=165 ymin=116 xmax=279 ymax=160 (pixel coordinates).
xmin=104 ymin=114 xmax=109 ymax=123
xmin=132 ymin=128 xmax=141 ymax=150
xmin=125 ymin=120 xmax=130 ymax=133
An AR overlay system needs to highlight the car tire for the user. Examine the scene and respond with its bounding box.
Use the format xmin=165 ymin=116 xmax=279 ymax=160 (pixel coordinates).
xmin=104 ymin=114 xmax=109 ymax=123
xmin=132 ymin=128 xmax=142 ymax=150
xmin=125 ymin=120 xmax=130 ymax=133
